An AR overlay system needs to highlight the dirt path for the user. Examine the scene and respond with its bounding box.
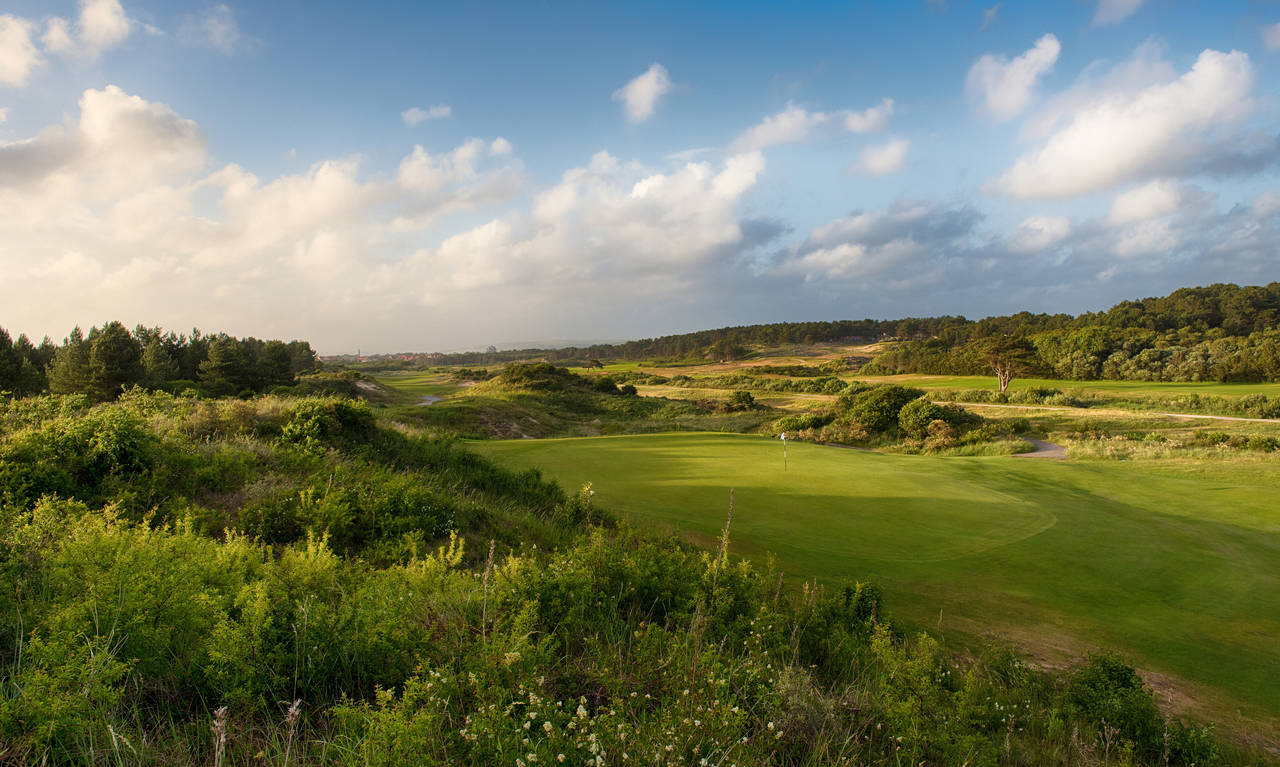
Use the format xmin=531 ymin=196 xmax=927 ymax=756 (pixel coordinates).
xmin=1017 ymin=438 xmax=1067 ymax=459
xmin=418 ymin=395 xmax=442 ymax=405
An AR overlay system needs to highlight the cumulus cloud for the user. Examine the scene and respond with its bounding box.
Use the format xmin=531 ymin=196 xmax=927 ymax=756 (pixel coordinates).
xmin=0 ymin=86 xmax=530 ymax=350
xmin=991 ymin=49 xmax=1256 ymax=199
xmin=613 ymin=63 xmax=673 ymax=123
xmin=731 ymin=98 xmax=894 ymax=152
xmin=966 ymin=34 xmax=1060 ymax=121
xmin=0 ymin=15 xmax=41 ymax=87
xmin=45 ymin=0 xmax=131 ymax=61
xmin=1106 ymin=179 xmax=1205 ymax=225
xmin=401 ymin=104 xmax=452 ymax=125
xmin=1093 ymin=0 xmax=1143 ymax=26
xmin=1008 ymin=215 xmax=1071 ymax=253
xmin=853 ymin=138 xmax=909 ymax=176
xmin=1263 ymin=23 xmax=1280 ymax=52
xmin=179 ymin=4 xmax=244 ymax=54
xmin=417 ymin=150 xmax=768 ymax=299
xmin=8 ymin=78 xmax=1279 ymax=353
xmin=843 ymin=98 xmax=895 ymax=133
xmin=775 ymin=201 xmax=981 ymax=280
xmin=764 ymin=185 xmax=1280 ymax=324
xmin=732 ymin=103 xmax=828 ymax=152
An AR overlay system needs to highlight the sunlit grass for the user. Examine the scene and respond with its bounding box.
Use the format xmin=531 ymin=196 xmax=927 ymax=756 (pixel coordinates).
xmin=474 ymin=431 xmax=1280 ymax=734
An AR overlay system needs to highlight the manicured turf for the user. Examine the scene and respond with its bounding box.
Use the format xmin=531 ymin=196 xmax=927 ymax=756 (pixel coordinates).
xmin=473 ymin=432 xmax=1280 ymax=728
xmin=374 ymin=371 xmax=459 ymax=398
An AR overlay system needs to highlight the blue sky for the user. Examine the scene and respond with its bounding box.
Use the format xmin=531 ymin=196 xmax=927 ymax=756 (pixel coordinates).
xmin=2 ymin=1 xmax=1279 ymax=352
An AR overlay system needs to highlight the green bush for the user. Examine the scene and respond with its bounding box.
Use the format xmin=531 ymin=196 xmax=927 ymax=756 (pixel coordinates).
xmin=898 ymin=398 xmax=947 ymax=438
xmin=841 ymin=385 xmax=925 ymax=433
xmin=1066 ymin=652 xmax=1163 ymax=757
xmin=278 ymin=398 xmax=375 ymax=453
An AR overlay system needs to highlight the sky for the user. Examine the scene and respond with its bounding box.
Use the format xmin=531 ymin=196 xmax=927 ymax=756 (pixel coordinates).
xmin=2 ymin=0 xmax=1279 ymax=353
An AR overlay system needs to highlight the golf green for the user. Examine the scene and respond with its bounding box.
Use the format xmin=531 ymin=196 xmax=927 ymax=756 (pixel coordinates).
xmin=473 ymin=432 xmax=1280 ymax=729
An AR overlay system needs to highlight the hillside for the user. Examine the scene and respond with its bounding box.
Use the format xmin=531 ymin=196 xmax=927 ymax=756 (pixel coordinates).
xmin=0 ymin=390 xmax=1257 ymax=764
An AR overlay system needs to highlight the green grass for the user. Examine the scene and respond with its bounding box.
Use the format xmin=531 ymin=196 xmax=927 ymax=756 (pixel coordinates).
xmin=855 ymin=373 xmax=1280 ymax=398
xmin=473 ymin=432 xmax=1280 ymax=735
xmin=373 ymin=371 xmax=460 ymax=398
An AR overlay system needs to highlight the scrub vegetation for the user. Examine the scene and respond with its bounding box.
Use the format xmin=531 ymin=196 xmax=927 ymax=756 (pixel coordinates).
xmin=3 ymin=282 xmax=1279 ymax=763
xmin=0 ymin=392 xmax=1261 ymax=765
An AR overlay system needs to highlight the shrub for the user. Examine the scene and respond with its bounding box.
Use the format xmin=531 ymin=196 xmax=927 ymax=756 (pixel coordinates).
xmin=1066 ymin=652 xmax=1163 ymax=756
xmin=726 ymin=390 xmax=756 ymax=411
xmin=593 ymin=376 xmax=621 ymax=394
xmin=279 ymin=398 xmax=375 ymax=453
xmin=898 ymin=398 xmax=947 ymax=439
xmin=772 ymin=412 xmax=835 ymax=434
xmin=842 ymin=385 xmax=925 ymax=433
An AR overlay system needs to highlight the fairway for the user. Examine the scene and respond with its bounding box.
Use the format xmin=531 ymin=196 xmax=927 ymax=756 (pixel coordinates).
xmin=473 ymin=432 xmax=1280 ymax=733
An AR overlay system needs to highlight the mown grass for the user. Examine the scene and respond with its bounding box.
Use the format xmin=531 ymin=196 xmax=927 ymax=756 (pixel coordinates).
xmin=473 ymin=432 xmax=1280 ymax=743
xmin=372 ymin=370 xmax=461 ymax=399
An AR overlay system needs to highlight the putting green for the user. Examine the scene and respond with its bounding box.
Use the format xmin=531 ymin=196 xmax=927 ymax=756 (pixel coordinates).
xmin=473 ymin=432 xmax=1280 ymax=731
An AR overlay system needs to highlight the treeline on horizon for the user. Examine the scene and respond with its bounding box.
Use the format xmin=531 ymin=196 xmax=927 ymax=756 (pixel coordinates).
xmin=401 ymin=283 xmax=1280 ymax=383
xmin=0 ymin=321 xmax=317 ymax=401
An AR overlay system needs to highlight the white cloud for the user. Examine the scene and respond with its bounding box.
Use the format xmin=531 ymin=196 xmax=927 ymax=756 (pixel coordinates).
xmin=732 ymin=103 xmax=828 ymax=152
xmin=966 ymin=34 xmax=1060 ymax=121
xmin=776 ymin=201 xmax=980 ymax=281
xmin=79 ymin=0 xmax=130 ymax=54
xmin=417 ymin=150 xmax=766 ymax=302
xmin=42 ymin=18 xmax=75 ymax=57
xmin=844 ymin=98 xmax=895 ymax=133
xmin=666 ymin=147 xmax=713 ymax=162
xmin=1009 ymin=215 xmax=1071 ymax=253
xmin=0 ymin=15 xmax=41 ymax=87
xmin=1106 ymin=179 xmax=1200 ymax=225
xmin=1022 ymin=39 xmax=1174 ymax=141
xmin=854 ymin=138 xmax=909 ymax=176
xmin=991 ymin=49 xmax=1255 ymax=199
xmin=732 ymin=98 xmax=894 ymax=152
xmin=402 ymin=104 xmax=452 ymax=125
xmin=179 ymin=5 xmax=243 ymax=54
xmin=489 ymin=137 xmax=513 ymax=156
xmin=0 ymin=85 xmax=531 ymax=350
xmin=613 ymin=63 xmax=672 ymax=123
xmin=1263 ymin=23 xmax=1280 ymax=52
xmin=42 ymin=0 xmax=131 ymax=61
xmin=1093 ymin=0 xmax=1143 ymax=26
xmin=0 ymin=107 xmax=7 ymax=123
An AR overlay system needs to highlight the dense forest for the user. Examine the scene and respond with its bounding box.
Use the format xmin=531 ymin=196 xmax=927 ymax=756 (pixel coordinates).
xmin=384 ymin=283 xmax=1280 ymax=383
xmin=0 ymin=321 xmax=317 ymax=400
xmin=0 ymin=392 xmax=1237 ymax=764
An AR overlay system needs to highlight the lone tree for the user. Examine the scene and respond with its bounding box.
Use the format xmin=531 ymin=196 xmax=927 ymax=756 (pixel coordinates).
xmin=978 ymin=335 xmax=1036 ymax=393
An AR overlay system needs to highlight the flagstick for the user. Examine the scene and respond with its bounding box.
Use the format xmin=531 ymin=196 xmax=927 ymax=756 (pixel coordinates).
xmin=781 ymin=432 xmax=787 ymax=471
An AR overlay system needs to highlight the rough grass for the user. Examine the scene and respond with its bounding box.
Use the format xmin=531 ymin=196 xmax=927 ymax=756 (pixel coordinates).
xmin=473 ymin=432 xmax=1280 ymax=744
xmin=854 ymin=373 xmax=1280 ymax=399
